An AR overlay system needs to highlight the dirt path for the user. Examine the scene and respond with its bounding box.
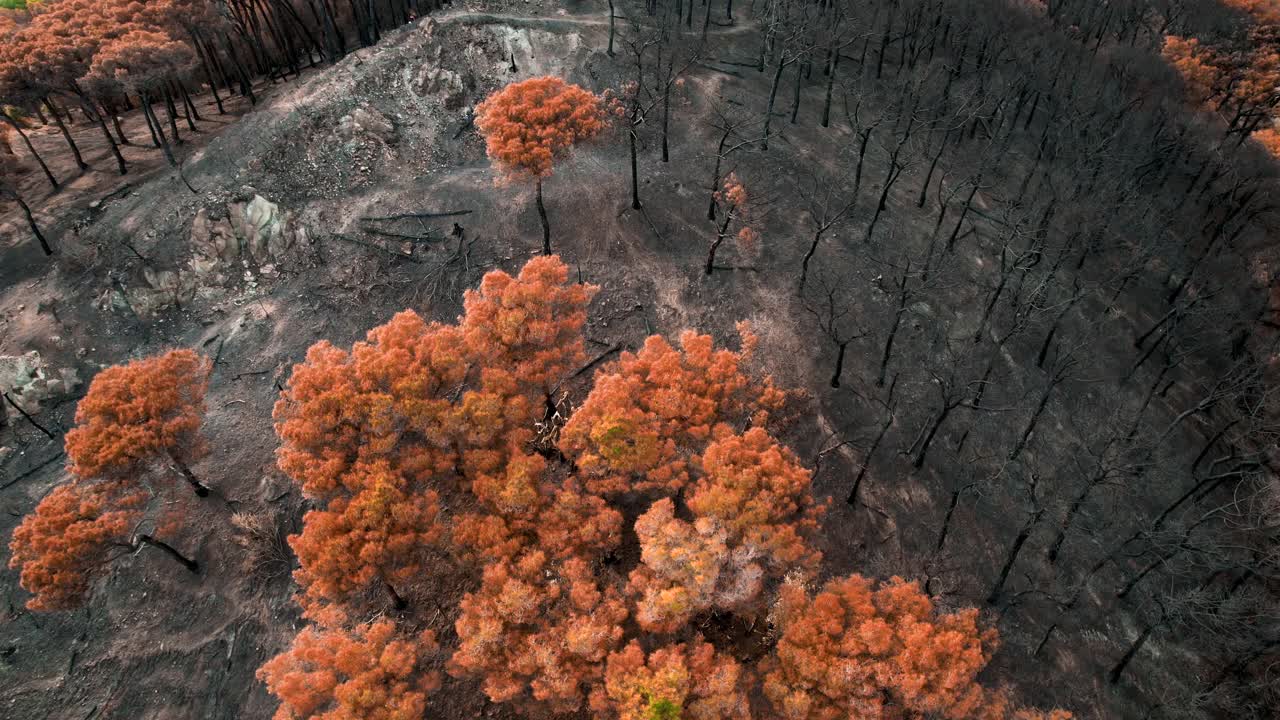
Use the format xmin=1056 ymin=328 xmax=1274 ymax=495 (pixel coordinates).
xmin=435 ymin=7 xmax=757 ymax=35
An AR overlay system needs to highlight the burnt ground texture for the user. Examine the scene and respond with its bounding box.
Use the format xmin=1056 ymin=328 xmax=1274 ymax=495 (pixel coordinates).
xmin=2 ymin=0 xmax=1280 ymax=718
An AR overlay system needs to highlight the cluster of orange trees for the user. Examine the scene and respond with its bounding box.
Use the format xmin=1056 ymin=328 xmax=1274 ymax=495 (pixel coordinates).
xmin=1162 ymin=0 xmax=1280 ymax=154
xmin=254 ymin=255 xmax=1067 ymax=719
xmin=2 ymin=0 xmax=254 ymax=177
xmin=0 ymin=0 xmax=434 ymax=181
xmin=7 ymin=256 xmax=1071 ymax=718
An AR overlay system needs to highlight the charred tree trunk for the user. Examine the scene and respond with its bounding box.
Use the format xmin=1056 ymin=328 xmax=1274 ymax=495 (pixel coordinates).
xmin=607 ymin=0 xmax=616 ymax=56
xmin=189 ymin=29 xmax=226 ymax=114
xmin=1009 ymin=381 xmax=1058 ymax=461
xmin=138 ymin=534 xmax=200 ymax=573
xmin=705 ymin=206 xmax=735 ymax=275
xmin=1047 ymin=463 xmax=1108 ymax=564
xmin=946 ymin=174 xmax=981 ymax=251
xmin=798 ymin=228 xmax=827 ymax=294
xmin=79 ymin=95 xmax=127 ymax=175
xmin=830 ymin=340 xmax=849 ymax=388
xmin=987 ymin=508 xmax=1044 ymax=604
xmin=43 ymin=97 xmax=88 ymax=171
xmin=170 ymin=455 xmax=211 ymax=497
xmin=161 ymin=86 xmax=183 ymax=145
xmin=109 ymin=102 xmax=129 ymax=144
xmin=629 ymin=123 xmax=642 ymax=210
xmin=1109 ymin=620 xmax=1161 ymax=684
xmin=4 ymin=115 xmax=59 ymax=190
xmin=707 ymin=126 xmax=730 ymax=220
xmin=917 ymin=127 xmax=950 ymax=208
xmin=850 ymin=412 xmax=892 ymax=507
xmin=661 ymin=75 xmax=671 ymax=162
xmin=973 ymin=247 xmax=1011 ymax=344
xmin=936 ymin=485 xmax=968 ymax=551
xmin=878 ymin=262 xmax=910 ymax=387
xmin=142 ymin=95 xmax=177 ymax=167
xmin=913 ymin=404 xmax=953 ymax=469
xmin=177 ymin=82 xmax=202 ymax=126
xmin=384 ymin=580 xmax=407 ymax=610
xmin=7 ymin=192 xmax=54 ymax=256
xmin=535 ymin=177 xmax=552 ymax=255
xmin=761 ymin=56 xmax=788 ymax=150
xmin=790 ymin=61 xmax=805 ymax=124
xmin=822 ymin=48 xmax=839 ymax=127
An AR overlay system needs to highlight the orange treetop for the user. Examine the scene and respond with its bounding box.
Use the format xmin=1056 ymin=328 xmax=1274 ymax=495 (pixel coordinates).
xmin=595 ymin=639 xmax=751 ymax=720
xmin=474 ymin=76 xmax=607 ymax=180
xmin=764 ymin=574 xmax=1010 ymax=720
xmin=8 ymin=483 xmax=144 ymax=610
xmin=64 ymin=349 xmax=210 ymax=479
xmin=560 ymin=324 xmax=786 ymax=497
xmin=256 ymin=619 xmax=440 ymax=720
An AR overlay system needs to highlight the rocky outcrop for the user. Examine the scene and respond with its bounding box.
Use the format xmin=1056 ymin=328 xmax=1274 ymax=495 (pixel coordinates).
xmin=104 ymin=194 xmax=308 ymax=317
xmin=413 ymin=44 xmax=468 ymax=109
xmin=0 ymin=351 xmax=81 ymax=422
xmin=336 ymin=107 xmax=398 ymax=146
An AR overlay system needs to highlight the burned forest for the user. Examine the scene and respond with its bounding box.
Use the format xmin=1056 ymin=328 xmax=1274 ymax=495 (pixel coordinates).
xmin=2 ymin=0 xmax=1279 ymax=718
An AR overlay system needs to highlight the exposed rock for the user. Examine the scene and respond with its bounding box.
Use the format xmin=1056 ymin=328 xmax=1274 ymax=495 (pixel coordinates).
xmin=336 ymin=107 xmax=398 ymax=146
xmin=414 ymin=46 xmax=467 ymax=108
xmin=190 ymin=208 xmax=239 ymax=277
xmin=229 ymin=195 xmax=293 ymax=264
xmin=0 ymin=351 xmax=81 ymax=420
xmin=103 ymin=194 xmax=307 ymax=318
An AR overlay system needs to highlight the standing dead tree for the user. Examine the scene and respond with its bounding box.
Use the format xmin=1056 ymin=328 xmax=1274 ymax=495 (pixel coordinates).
xmin=803 ymin=268 xmax=867 ymax=389
xmin=758 ymin=0 xmax=819 ymax=150
xmin=704 ymin=103 xmax=766 ymax=221
xmin=907 ymin=340 xmax=1000 ymax=471
xmin=1007 ymin=335 xmax=1085 ymax=462
xmin=797 ymin=159 xmax=860 ymax=293
xmin=988 ymin=471 xmax=1048 ymax=606
xmin=619 ymin=19 xmax=699 ymax=212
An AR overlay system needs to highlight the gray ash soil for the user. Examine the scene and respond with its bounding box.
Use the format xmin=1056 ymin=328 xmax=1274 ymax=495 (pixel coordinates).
xmin=0 ymin=1 xmax=1269 ymax=718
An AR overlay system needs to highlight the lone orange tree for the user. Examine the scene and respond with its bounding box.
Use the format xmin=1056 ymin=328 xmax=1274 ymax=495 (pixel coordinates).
xmin=64 ymin=349 xmax=212 ymax=495
xmin=258 ymin=255 xmax=1069 ymax=720
xmin=474 ymin=76 xmax=607 ymax=255
xmin=9 ymin=349 xmax=212 ymax=611
xmin=7 ymin=484 xmax=141 ymax=611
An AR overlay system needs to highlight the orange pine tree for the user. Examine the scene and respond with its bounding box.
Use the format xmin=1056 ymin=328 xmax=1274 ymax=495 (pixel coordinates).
xmin=288 ymin=461 xmax=443 ymax=612
xmin=460 ymin=254 xmax=598 ymax=400
xmin=762 ymin=574 xmax=1005 ymax=720
xmin=64 ymin=348 xmax=212 ymax=495
xmin=453 ymin=483 xmax=623 ymax=564
xmin=594 ymin=639 xmax=751 ymax=720
xmin=627 ymin=428 xmax=822 ymax=631
xmin=257 ymin=620 xmax=440 ymax=720
xmin=627 ymin=497 xmax=765 ymax=633
xmin=474 ymin=76 xmax=607 ymax=254
xmin=687 ymin=427 xmax=823 ymax=569
xmin=273 ymin=312 xmax=470 ymax=499
xmin=274 ymin=258 xmax=595 ymax=505
xmin=7 ymin=483 xmax=142 ymax=611
xmin=560 ymin=323 xmax=785 ymax=497
xmin=449 ymin=549 xmax=628 ymax=714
